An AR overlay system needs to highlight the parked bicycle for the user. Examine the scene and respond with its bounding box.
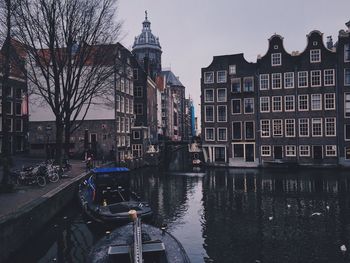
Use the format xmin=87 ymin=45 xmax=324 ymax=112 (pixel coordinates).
xmin=11 ymin=165 xmax=47 ymax=187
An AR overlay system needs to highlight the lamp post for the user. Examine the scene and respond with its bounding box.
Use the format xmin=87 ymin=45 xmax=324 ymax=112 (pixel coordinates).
xmin=45 ymin=125 xmax=52 ymax=159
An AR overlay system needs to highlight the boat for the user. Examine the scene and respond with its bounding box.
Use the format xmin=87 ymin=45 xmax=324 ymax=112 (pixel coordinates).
xmin=89 ymin=210 xmax=191 ymax=263
xmin=79 ymin=167 xmax=152 ymax=223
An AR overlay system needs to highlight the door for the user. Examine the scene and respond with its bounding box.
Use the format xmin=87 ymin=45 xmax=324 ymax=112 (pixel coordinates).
xmin=313 ymin=146 xmax=323 ymax=160
xmin=274 ymin=146 xmax=283 ymax=159
xmin=245 ymin=144 xmax=255 ymax=162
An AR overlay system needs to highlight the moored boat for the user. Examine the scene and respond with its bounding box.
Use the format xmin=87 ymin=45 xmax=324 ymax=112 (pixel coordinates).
xmin=79 ymin=167 xmax=152 ymax=223
xmin=89 ymin=210 xmax=190 ymax=263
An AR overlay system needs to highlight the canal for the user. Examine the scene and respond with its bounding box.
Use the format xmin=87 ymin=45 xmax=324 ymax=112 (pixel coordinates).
xmin=7 ymin=167 xmax=350 ymax=263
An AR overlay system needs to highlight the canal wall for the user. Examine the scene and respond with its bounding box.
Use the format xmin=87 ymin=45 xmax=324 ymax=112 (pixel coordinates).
xmin=0 ymin=171 xmax=90 ymax=263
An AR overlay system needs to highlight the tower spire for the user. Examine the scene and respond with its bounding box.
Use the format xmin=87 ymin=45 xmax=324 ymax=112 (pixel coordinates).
xmin=145 ymin=10 xmax=148 ymax=20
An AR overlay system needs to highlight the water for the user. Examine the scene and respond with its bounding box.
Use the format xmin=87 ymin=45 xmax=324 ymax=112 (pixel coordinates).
xmin=7 ymin=167 xmax=350 ymax=263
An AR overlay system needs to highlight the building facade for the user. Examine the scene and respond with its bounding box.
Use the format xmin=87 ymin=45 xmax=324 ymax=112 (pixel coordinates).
xmin=201 ymin=20 xmax=350 ymax=167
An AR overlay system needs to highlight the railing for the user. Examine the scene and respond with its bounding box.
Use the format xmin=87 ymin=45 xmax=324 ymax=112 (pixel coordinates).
xmin=133 ymin=218 xmax=143 ymax=263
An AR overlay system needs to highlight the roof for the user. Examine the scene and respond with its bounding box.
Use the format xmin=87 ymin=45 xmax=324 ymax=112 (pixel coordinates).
xmin=161 ymin=70 xmax=184 ymax=87
xmin=132 ymin=13 xmax=161 ymax=51
xmin=92 ymin=167 xmax=130 ymax=173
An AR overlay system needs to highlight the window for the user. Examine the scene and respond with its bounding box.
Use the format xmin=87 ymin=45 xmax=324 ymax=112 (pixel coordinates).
xmin=345 ymin=44 xmax=350 ymax=62
xmin=312 ymin=118 xmax=322 ymax=137
xmin=231 ymin=78 xmax=241 ymax=93
xmin=243 ymin=77 xmax=254 ymax=92
xmin=214 ymin=147 xmax=226 ymax=162
xmin=298 ymin=71 xmax=308 ymax=88
xmin=285 ymin=145 xmax=296 ymax=157
xmin=271 ymin=53 xmax=282 ymax=66
xmin=299 ymin=145 xmax=310 ymax=156
xmin=260 ymin=119 xmax=270 ymax=137
xmin=15 ymin=102 xmax=22 ymax=116
xmin=133 ymin=69 xmax=138 ymax=80
xmin=311 ymin=70 xmax=321 ymax=87
xmin=125 ymin=118 xmax=130 ymax=133
xmin=120 ymin=97 xmax=124 ymax=113
xmin=120 ymin=117 xmax=125 ymax=132
xmin=326 ymin=145 xmax=337 ymax=157
xmin=346 ymin=124 xmax=350 ymax=140
xmin=271 ymin=73 xmax=282 ymax=89
xmin=325 ymin=118 xmax=336 ymax=136
xmin=205 ymin=106 xmax=214 ymax=122
xmin=311 ymin=94 xmax=322 ymax=110
xmin=324 ymin=69 xmax=335 ymax=86
xmin=244 ymin=98 xmax=254 ymax=114
xmin=205 ymin=128 xmax=215 ymax=141
xmin=284 ymin=95 xmax=295 ymax=111
xmin=15 ymin=119 xmax=23 ymax=132
xmin=284 ymin=72 xmax=294 ymax=88
xmin=217 ymin=105 xmax=227 ymax=122
xmin=217 ymin=71 xmax=227 ymax=83
xmin=6 ymin=101 xmax=13 ymax=115
xmin=272 ymin=96 xmax=282 ymax=112
xmin=272 ymin=119 xmax=283 ymax=137
xmin=132 ymin=144 xmax=143 ymax=158
xmin=232 ymin=99 xmax=241 ymax=114
xmin=298 ymin=94 xmax=309 ymax=111
xmin=125 ymin=99 xmax=129 ymax=114
xmin=121 ymin=78 xmax=125 ymax=92
xmin=260 ymin=97 xmax=270 ymax=112
xmin=125 ymin=79 xmax=130 ymax=94
xmin=232 ymin=122 xmax=242 ymax=140
xmin=116 ymin=116 xmax=120 ymax=132
xmin=15 ymin=88 xmax=22 ymax=99
xmin=310 ymin=49 xmax=321 ymax=63
xmin=133 ymin=131 xmax=141 ymax=139
xmin=204 ymin=72 xmax=214 ymax=84
xmin=299 ymin=118 xmax=309 ymax=137
xmin=135 ymin=103 xmax=143 ymax=115
xmin=245 ymin=121 xmax=255 ymax=139
xmin=233 ymin=144 xmax=244 ymax=158
xmin=130 ymin=100 xmax=133 ymax=114
xmin=259 ymin=74 xmax=269 ymax=90
xmin=229 ymin=65 xmax=236 ymax=75
xmin=346 ymin=93 xmax=350 ymax=118
xmin=345 ymin=69 xmax=350 ymax=86
xmin=324 ymin=93 xmax=335 ymax=110
xmin=285 ymin=119 xmax=295 ymax=137
xmin=204 ymin=89 xmax=214 ymax=102
xmin=217 ymin=88 xmax=227 ymax=102
xmin=261 ymin=145 xmax=271 ymax=156
xmin=217 ymin=128 xmax=227 ymax=141
xmin=135 ymin=86 xmax=143 ymax=97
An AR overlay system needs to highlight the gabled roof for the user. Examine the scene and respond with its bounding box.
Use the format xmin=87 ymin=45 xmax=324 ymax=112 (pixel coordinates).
xmin=161 ymin=70 xmax=184 ymax=87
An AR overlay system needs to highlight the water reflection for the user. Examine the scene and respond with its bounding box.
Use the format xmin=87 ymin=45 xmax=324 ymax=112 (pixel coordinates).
xmin=7 ymin=168 xmax=350 ymax=263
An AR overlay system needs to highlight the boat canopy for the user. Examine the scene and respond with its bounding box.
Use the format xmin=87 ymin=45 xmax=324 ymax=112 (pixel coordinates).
xmin=92 ymin=167 xmax=130 ymax=174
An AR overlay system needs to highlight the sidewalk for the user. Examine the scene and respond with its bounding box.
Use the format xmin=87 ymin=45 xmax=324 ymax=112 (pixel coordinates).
xmin=0 ymin=158 xmax=86 ymax=218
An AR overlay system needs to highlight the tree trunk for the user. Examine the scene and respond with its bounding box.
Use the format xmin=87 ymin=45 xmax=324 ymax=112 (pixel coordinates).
xmin=64 ymin=118 xmax=71 ymax=159
xmin=55 ymin=118 xmax=63 ymax=166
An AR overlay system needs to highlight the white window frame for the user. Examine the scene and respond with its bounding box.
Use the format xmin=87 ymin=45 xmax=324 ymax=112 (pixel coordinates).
xmin=244 ymin=98 xmax=254 ymax=114
xmin=205 ymin=128 xmax=215 ymax=141
xmin=310 ymin=49 xmax=321 ymax=63
xmin=217 ymin=128 xmax=228 ymax=141
xmin=217 ymin=88 xmax=227 ymax=102
xmin=272 ymin=119 xmax=283 ymax=137
xmin=284 ymin=72 xmax=294 ymax=89
xmin=285 ymin=119 xmax=295 ymax=137
xmin=299 ymin=145 xmax=311 ymax=157
xmin=232 ymin=121 xmax=242 ymax=140
xmin=285 ymin=145 xmax=296 ymax=157
xmin=325 ymin=117 xmax=336 ymax=137
xmin=345 ymin=93 xmax=350 ymax=118
xmin=231 ymin=99 xmax=241 ymax=115
xmin=312 ymin=118 xmax=323 ymax=137
xmin=298 ymin=71 xmax=308 ymax=88
xmin=260 ymin=119 xmax=270 ymax=137
xmin=272 ymin=96 xmax=282 ymax=112
xmin=243 ymin=77 xmax=254 ymax=92
xmin=345 ymin=43 xmax=350 ymax=62
xmin=229 ymin=65 xmax=236 ymax=75
xmin=259 ymin=74 xmax=269 ymax=90
xmin=298 ymin=94 xmax=309 ymax=111
xmin=261 ymin=145 xmax=271 ymax=157
xmin=345 ymin=69 xmax=350 ymax=86
xmin=271 ymin=73 xmax=282 ymax=89
xmin=324 ymin=69 xmax=335 ymax=86
xmin=204 ymin=105 xmax=214 ymax=123
xmin=245 ymin=121 xmax=255 ymax=140
xmin=217 ymin=105 xmax=227 ymax=122
xmin=133 ymin=130 xmax=141 ymax=140
xmin=116 ymin=116 xmax=120 ymax=132
xmin=217 ymin=70 xmax=227 ymax=83
xmin=284 ymin=95 xmax=295 ymax=112
xmin=311 ymin=94 xmax=322 ymax=111
xmin=324 ymin=93 xmax=335 ymax=110
xmin=231 ymin=78 xmax=241 ymax=93
xmin=204 ymin=71 xmax=214 ymax=84
xmin=271 ymin=53 xmax=282 ymax=66
xmin=299 ymin=118 xmax=309 ymax=137
xmin=311 ymin=70 xmax=321 ymax=87
xmin=260 ymin=97 xmax=270 ymax=113
xmin=204 ymin=89 xmax=214 ymax=103
xmin=325 ymin=145 xmax=337 ymax=157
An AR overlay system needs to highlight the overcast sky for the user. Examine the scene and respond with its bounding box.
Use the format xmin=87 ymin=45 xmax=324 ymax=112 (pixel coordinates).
xmin=117 ymin=0 xmax=350 ymax=121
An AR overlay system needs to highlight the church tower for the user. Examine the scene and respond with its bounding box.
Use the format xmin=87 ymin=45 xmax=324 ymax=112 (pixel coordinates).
xmin=132 ymin=11 xmax=162 ymax=79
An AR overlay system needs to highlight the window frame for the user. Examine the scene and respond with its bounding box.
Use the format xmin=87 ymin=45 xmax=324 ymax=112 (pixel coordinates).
xmin=205 ymin=127 xmax=215 ymax=141
xmin=260 ymin=97 xmax=270 ymax=113
xmin=231 ymin=99 xmax=241 ymax=115
xmin=217 ymin=88 xmax=227 ymax=102
xmin=243 ymin=98 xmax=254 ymax=114
xmin=217 ymin=127 xmax=228 ymax=141
xmin=271 ymin=73 xmax=282 ymax=89
xmin=217 ymin=70 xmax=227 ymax=83
xmin=204 ymin=105 xmax=214 ymax=123
xmin=310 ymin=49 xmax=321 ymax=63
xmin=298 ymin=94 xmax=309 ymax=111
xmin=217 ymin=105 xmax=227 ymax=122
xmin=259 ymin=74 xmax=269 ymax=90
xmin=204 ymin=89 xmax=214 ymax=103
xmin=324 ymin=69 xmax=335 ymax=86
xmin=299 ymin=145 xmax=311 ymax=157
xmin=299 ymin=118 xmax=309 ymax=137
xmin=298 ymin=71 xmax=308 ymax=88
xmin=312 ymin=118 xmax=323 ymax=137
xmin=284 ymin=95 xmax=295 ymax=112
xmin=285 ymin=145 xmax=297 ymax=157
xmin=204 ymin=71 xmax=214 ymax=84
xmin=311 ymin=94 xmax=322 ymax=111
xmin=285 ymin=119 xmax=295 ymax=137
xmin=232 ymin=122 xmax=242 ymax=140
xmin=311 ymin=70 xmax=322 ymax=87
xmin=284 ymin=72 xmax=294 ymax=89
xmin=260 ymin=119 xmax=270 ymax=138
xmin=261 ymin=145 xmax=271 ymax=157
xmin=325 ymin=145 xmax=337 ymax=157
xmin=272 ymin=119 xmax=283 ymax=137
xmin=271 ymin=53 xmax=282 ymax=66
xmin=324 ymin=93 xmax=335 ymax=110
xmin=272 ymin=96 xmax=282 ymax=112
xmin=325 ymin=117 xmax=336 ymax=137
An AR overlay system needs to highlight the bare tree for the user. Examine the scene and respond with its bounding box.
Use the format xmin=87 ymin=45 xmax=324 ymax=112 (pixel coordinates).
xmin=12 ymin=0 xmax=121 ymax=162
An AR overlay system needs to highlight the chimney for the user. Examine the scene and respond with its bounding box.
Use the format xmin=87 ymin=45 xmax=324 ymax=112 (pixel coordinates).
xmin=326 ymin=36 xmax=333 ymax=49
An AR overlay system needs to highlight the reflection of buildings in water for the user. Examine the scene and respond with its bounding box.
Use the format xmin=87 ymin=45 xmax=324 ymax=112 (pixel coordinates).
xmin=202 ymin=169 xmax=350 ymax=262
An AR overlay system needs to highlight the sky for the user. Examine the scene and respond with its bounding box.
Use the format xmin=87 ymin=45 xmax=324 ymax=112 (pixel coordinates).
xmin=117 ymin=0 xmax=350 ymax=123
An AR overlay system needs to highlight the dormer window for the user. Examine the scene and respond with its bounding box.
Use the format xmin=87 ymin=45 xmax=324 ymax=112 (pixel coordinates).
xmin=204 ymin=72 xmax=214 ymax=84
xmin=271 ymin=53 xmax=281 ymax=66
xmin=229 ymin=65 xmax=236 ymax=75
xmin=310 ymin=49 xmax=321 ymax=63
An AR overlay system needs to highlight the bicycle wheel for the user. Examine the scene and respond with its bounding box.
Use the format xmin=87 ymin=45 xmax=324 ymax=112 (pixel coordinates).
xmin=49 ymin=173 xmax=59 ymax=183
xmin=37 ymin=176 xmax=47 ymax=187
